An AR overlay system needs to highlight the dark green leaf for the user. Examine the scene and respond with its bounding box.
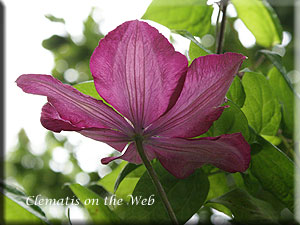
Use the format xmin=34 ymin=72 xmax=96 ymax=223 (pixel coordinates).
xmin=207 ymin=100 xmax=250 ymax=141
xmin=268 ymin=67 xmax=294 ymax=136
xmin=209 ymin=188 xmax=279 ymax=224
xmin=118 ymin=162 xmax=209 ymax=224
xmin=231 ymin=0 xmax=282 ymax=47
xmin=260 ymin=49 xmax=299 ymax=98
xmin=143 ymin=0 xmax=213 ymax=37
xmin=205 ymin=173 xmax=232 ymax=216
xmin=1 ymin=181 xmax=48 ymax=224
xmin=241 ymin=71 xmax=281 ymax=136
xmin=69 ymin=183 xmax=120 ymax=223
xmin=250 ymin=135 xmax=294 ymax=211
xmin=45 ymin=14 xmax=65 ymax=23
xmin=227 ymin=76 xmax=246 ymax=108
xmin=42 ymin=35 xmax=69 ymax=50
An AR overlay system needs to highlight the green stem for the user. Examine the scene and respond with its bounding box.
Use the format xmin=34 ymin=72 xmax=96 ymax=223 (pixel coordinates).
xmin=216 ymin=0 xmax=229 ymax=54
xmin=215 ymin=2 xmax=221 ymax=52
xmin=135 ymin=136 xmax=179 ymax=225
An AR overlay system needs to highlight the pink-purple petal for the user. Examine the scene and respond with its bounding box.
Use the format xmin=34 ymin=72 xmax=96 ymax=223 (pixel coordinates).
xmin=146 ymin=133 xmax=251 ymax=179
xmin=79 ymin=128 xmax=130 ymax=152
xmin=41 ymin=102 xmax=82 ymax=132
xmin=90 ymin=20 xmax=188 ymax=132
xmin=16 ymin=74 xmax=133 ymax=134
xmin=147 ymin=53 xmax=246 ymax=138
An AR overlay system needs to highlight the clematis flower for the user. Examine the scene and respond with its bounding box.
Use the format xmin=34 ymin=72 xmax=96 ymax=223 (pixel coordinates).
xmin=16 ymin=20 xmax=250 ymax=179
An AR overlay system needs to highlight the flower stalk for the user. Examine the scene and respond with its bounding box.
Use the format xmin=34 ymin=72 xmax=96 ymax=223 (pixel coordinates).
xmin=216 ymin=0 xmax=229 ymax=54
xmin=135 ymin=135 xmax=179 ymax=225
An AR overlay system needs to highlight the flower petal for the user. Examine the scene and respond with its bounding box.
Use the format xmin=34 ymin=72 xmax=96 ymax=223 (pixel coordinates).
xmin=147 ymin=53 xmax=246 ymax=138
xmin=16 ymin=74 xmax=132 ymax=134
xmin=41 ymin=102 xmax=130 ymax=152
xmin=90 ymin=20 xmax=188 ymax=132
xmin=147 ymin=133 xmax=251 ymax=179
xmin=79 ymin=128 xmax=130 ymax=152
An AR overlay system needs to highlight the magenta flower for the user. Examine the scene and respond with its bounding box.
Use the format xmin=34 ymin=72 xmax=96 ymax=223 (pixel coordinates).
xmin=16 ymin=20 xmax=250 ymax=179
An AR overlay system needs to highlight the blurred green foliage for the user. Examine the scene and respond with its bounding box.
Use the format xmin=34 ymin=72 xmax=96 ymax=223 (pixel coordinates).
xmin=42 ymin=10 xmax=104 ymax=84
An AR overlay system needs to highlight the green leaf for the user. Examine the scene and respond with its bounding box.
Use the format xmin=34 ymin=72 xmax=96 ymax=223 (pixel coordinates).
xmin=205 ymin=173 xmax=232 ymax=216
xmin=209 ymin=188 xmax=279 ymax=224
xmin=73 ymin=81 xmax=119 ymax=113
xmin=73 ymin=81 xmax=102 ymax=100
xmin=118 ymin=162 xmax=209 ymax=224
xmin=98 ymin=161 xmax=127 ymax=193
xmin=114 ymin=163 xmax=144 ymax=193
xmin=250 ymin=135 xmax=294 ymax=211
xmin=173 ymin=29 xmax=210 ymax=59
xmin=69 ymin=183 xmax=120 ymax=223
xmin=1 ymin=181 xmax=48 ymax=224
xmin=231 ymin=0 xmax=282 ymax=47
xmin=99 ymin=162 xmax=142 ymax=201
xmin=241 ymin=71 xmax=281 ymax=136
xmin=115 ymin=165 xmax=146 ymax=202
xmin=142 ymin=0 xmax=213 ymax=37
xmin=261 ymin=134 xmax=282 ymax=146
xmin=268 ymin=67 xmax=294 ymax=136
xmin=207 ymin=100 xmax=250 ymax=141
xmin=45 ymin=14 xmax=65 ymax=23
xmin=188 ymin=41 xmax=209 ymax=63
xmin=226 ymin=76 xmax=246 ymax=108
xmin=260 ymin=49 xmax=299 ymax=98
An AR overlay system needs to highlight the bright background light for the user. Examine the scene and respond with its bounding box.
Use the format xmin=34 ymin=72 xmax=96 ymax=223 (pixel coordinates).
xmin=4 ymin=0 xmax=151 ymax=172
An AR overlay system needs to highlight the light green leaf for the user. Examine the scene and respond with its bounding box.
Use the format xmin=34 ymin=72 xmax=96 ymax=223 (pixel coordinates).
xmin=73 ymin=81 xmax=101 ymax=100
xmin=250 ymin=135 xmax=294 ymax=211
xmin=209 ymin=188 xmax=279 ymax=224
xmin=114 ymin=163 xmax=144 ymax=193
xmin=231 ymin=0 xmax=282 ymax=47
xmin=73 ymin=81 xmax=120 ymax=113
xmin=143 ymin=0 xmax=213 ymax=37
xmin=45 ymin=14 xmax=65 ymax=23
xmin=227 ymin=76 xmax=246 ymax=108
xmin=99 ymin=162 xmax=143 ymax=201
xmin=98 ymin=161 xmax=127 ymax=193
xmin=261 ymin=134 xmax=282 ymax=146
xmin=69 ymin=183 xmax=120 ymax=223
xmin=241 ymin=72 xmax=281 ymax=136
xmin=188 ymin=41 xmax=209 ymax=63
xmin=268 ymin=67 xmax=294 ymax=136
xmin=207 ymin=100 xmax=250 ymax=141
xmin=1 ymin=181 xmax=48 ymax=224
xmin=118 ymin=162 xmax=209 ymax=224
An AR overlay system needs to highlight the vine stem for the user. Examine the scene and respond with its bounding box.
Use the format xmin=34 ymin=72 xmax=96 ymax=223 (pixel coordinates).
xmin=135 ymin=136 xmax=179 ymax=225
xmin=216 ymin=0 xmax=229 ymax=54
